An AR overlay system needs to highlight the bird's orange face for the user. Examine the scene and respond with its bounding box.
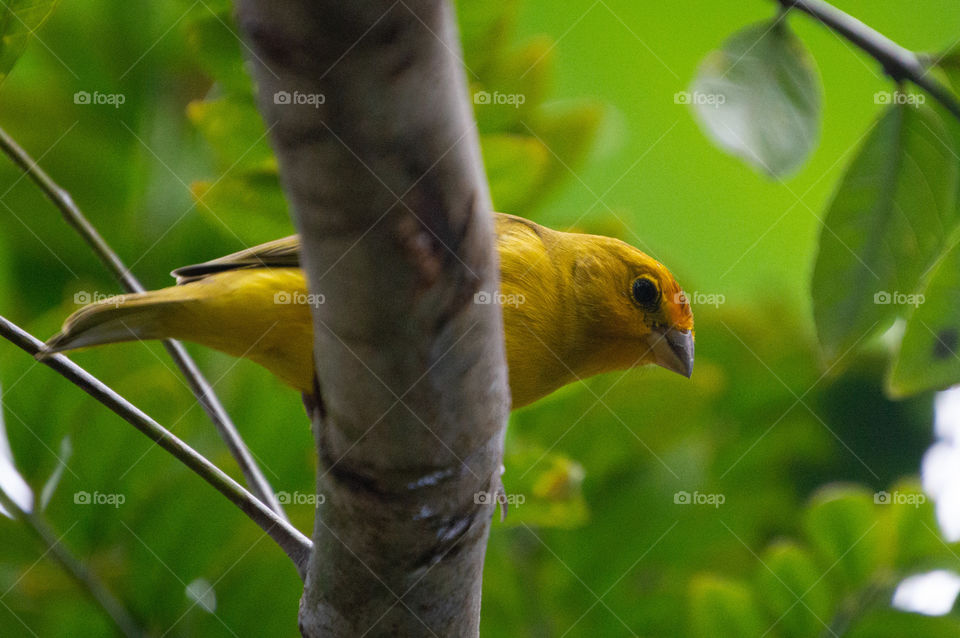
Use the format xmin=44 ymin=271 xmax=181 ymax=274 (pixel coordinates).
xmin=572 ymin=237 xmax=695 ymax=378
xmin=627 ymin=258 xmax=695 ymax=378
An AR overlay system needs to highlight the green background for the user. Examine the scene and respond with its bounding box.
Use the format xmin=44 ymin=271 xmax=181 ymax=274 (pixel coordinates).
xmin=0 ymin=0 xmax=957 ymax=635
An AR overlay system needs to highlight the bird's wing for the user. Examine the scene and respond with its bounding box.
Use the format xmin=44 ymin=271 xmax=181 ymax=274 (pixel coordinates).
xmin=171 ymin=213 xmax=519 ymax=284
xmin=171 ymin=235 xmax=302 ymax=284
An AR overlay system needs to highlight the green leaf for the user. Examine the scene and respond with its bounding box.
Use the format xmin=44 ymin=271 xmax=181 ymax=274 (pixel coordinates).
xmin=471 ymin=36 xmax=553 ymax=134
xmin=0 ymin=0 xmax=59 ymax=85
xmin=39 ymin=436 xmax=71 ymax=510
xmin=689 ymin=20 xmax=822 ymax=177
xmin=811 ymin=104 xmax=959 ymax=361
xmin=803 ymin=485 xmax=883 ymax=591
xmin=187 ymin=96 xmax=275 ymax=174
xmin=190 ymin=174 xmax=289 ymax=244
xmin=482 ymin=134 xmax=551 ymax=212
xmin=498 ymin=444 xmax=587 ymax=528
xmin=756 ymin=541 xmax=834 ymax=638
xmin=888 ymin=240 xmax=960 ymax=396
xmin=846 ymin=608 xmax=960 ymax=638
xmin=184 ymin=8 xmax=252 ymax=95
xmin=479 ymin=101 xmax=602 ymax=213
xmin=530 ymin=100 xmax=603 ymax=193
xmin=935 ymin=45 xmax=960 ymax=95
xmin=455 ymin=0 xmax=519 ymax=74
xmin=689 ymin=574 xmax=768 ymax=638
xmin=881 ymin=479 xmax=949 ymax=570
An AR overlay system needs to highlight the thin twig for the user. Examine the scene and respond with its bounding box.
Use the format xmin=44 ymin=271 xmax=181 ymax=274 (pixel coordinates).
xmin=0 ymin=489 xmax=144 ymax=637
xmin=0 ymin=125 xmax=288 ymax=522
xmin=777 ymin=0 xmax=960 ymax=121
xmin=0 ymin=315 xmax=312 ymax=578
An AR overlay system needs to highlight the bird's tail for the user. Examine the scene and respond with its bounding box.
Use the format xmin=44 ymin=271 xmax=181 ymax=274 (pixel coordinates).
xmin=41 ymin=269 xmax=315 ymax=393
xmin=42 ymin=288 xmax=192 ymax=355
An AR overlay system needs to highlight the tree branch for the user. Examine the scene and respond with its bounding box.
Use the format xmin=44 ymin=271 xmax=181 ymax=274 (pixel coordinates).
xmin=0 ymin=316 xmax=312 ymax=578
xmin=0 ymin=489 xmax=143 ymax=638
xmin=777 ymin=0 xmax=960 ymax=121
xmin=235 ymin=0 xmax=510 ymax=635
xmin=0 ymin=125 xmax=288 ymax=522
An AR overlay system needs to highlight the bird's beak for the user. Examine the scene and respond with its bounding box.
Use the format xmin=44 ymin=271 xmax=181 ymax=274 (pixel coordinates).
xmin=651 ymin=328 xmax=694 ymax=378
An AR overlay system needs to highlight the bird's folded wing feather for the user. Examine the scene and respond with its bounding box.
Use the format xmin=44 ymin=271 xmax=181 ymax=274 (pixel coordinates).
xmin=171 ymin=213 xmax=524 ymax=285
xmin=171 ymin=235 xmax=302 ymax=283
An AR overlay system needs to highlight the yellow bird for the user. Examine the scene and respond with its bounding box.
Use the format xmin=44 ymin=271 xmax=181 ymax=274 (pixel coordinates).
xmin=44 ymin=214 xmax=694 ymax=408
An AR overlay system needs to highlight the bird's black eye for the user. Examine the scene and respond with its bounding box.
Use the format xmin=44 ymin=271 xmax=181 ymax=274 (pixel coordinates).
xmin=632 ymin=276 xmax=660 ymax=310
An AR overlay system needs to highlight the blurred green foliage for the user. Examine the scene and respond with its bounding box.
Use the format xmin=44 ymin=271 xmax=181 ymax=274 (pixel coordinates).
xmin=689 ymin=6 xmax=960 ymax=399
xmin=0 ymin=0 xmax=957 ymax=636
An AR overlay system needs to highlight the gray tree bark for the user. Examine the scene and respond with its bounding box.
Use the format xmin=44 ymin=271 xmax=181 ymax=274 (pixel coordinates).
xmin=235 ymin=1 xmax=510 ymax=635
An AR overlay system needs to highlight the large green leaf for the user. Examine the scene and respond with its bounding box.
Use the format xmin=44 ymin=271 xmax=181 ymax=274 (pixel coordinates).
xmin=888 ymin=240 xmax=960 ymax=396
xmin=0 ymin=0 xmax=59 ymax=85
xmin=689 ymin=575 xmax=769 ymax=638
xmin=802 ymin=485 xmax=884 ymax=591
xmin=881 ymin=479 xmax=948 ymax=570
xmin=530 ymin=100 xmax=603 ymax=198
xmin=187 ymin=96 xmax=275 ymax=174
xmin=689 ymin=19 xmax=822 ymax=177
xmin=756 ymin=541 xmax=834 ymax=638
xmin=812 ymin=104 xmax=959 ymax=361
xmin=482 ymin=134 xmax=551 ymax=213
xmin=470 ymin=37 xmax=552 ymax=134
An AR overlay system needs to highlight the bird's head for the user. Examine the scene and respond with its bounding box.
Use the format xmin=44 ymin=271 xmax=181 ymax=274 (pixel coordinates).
xmin=570 ymin=235 xmax=695 ymax=379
